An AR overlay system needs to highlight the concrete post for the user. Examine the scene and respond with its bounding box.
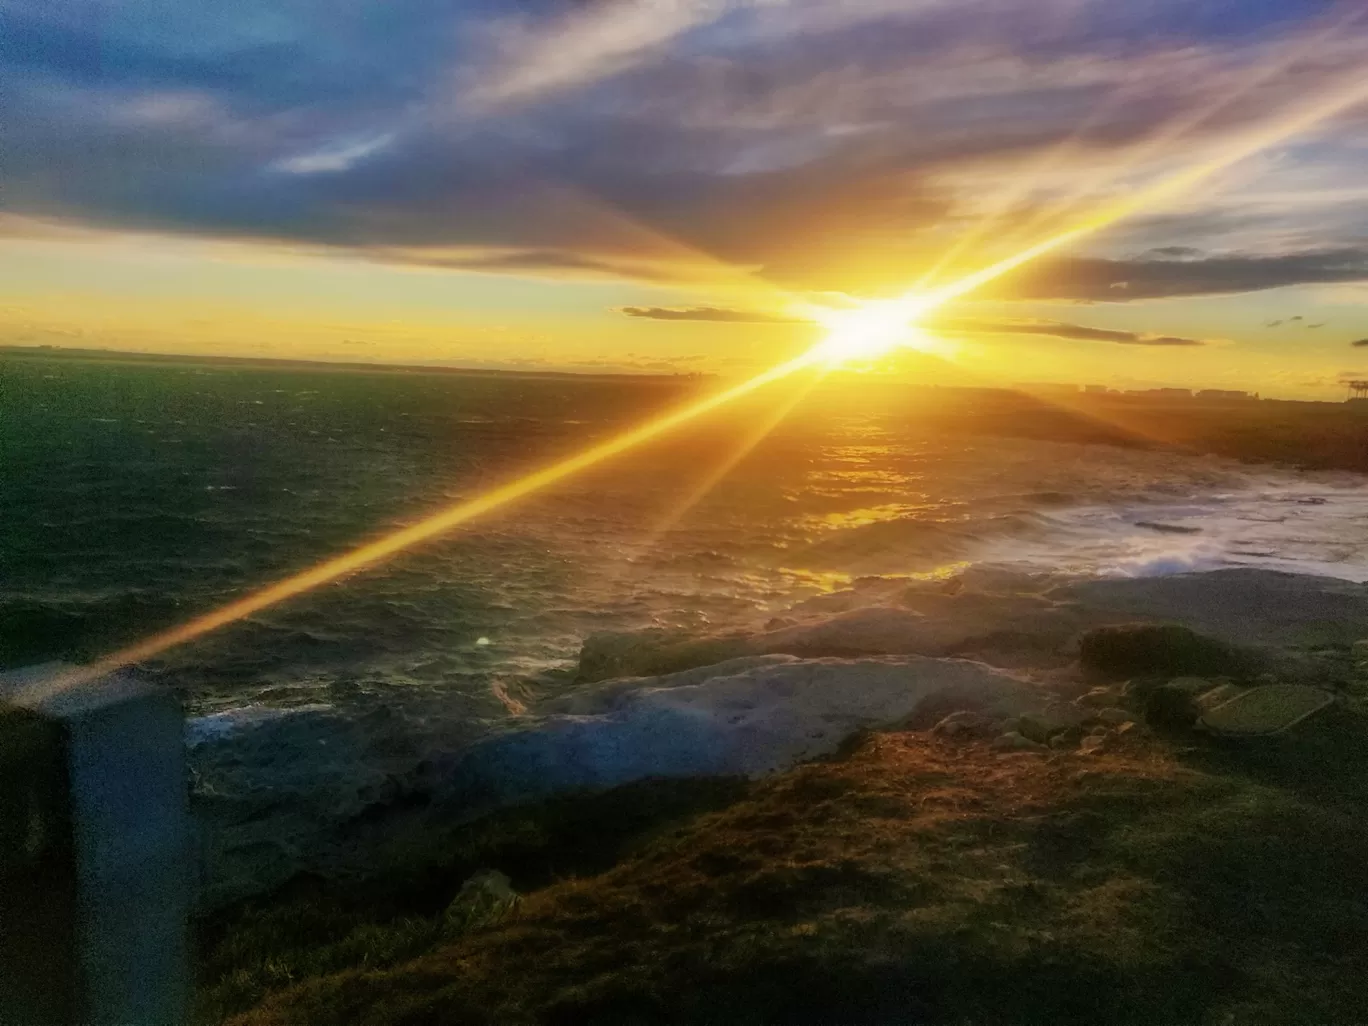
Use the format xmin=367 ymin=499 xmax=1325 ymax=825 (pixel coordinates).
xmin=1 ymin=664 xmax=190 ymax=1026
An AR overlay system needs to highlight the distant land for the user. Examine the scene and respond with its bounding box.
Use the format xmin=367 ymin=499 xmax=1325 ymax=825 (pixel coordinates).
xmin=0 ymin=344 xmax=717 ymax=384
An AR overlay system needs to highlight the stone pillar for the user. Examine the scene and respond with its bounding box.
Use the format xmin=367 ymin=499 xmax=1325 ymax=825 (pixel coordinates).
xmin=1 ymin=665 xmax=190 ymax=1026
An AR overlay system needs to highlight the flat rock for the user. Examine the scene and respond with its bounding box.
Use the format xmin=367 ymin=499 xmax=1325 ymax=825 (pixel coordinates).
xmin=1059 ymin=570 xmax=1368 ymax=650
xmin=1079 ymin=623 xmax=1252 ymax=680
xmin=444 ymin=657 xmax=1033 ymax=809
xmin=1198 ymin=685 xmax=1336 ymax=737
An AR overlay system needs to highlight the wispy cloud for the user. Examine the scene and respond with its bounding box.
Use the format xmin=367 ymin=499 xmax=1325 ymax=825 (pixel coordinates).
xmin=616 ymin=305 xmax=1211 ymax=345
xmin=463 ymin=0 xmax=729 ymax=109
xmin=271 ymin=132 xmax=397 ymax=175
xmin=618 ymin=305 xmax=803 ymax=323
xmin=939 ymin=318 xmax=1210 ymax=346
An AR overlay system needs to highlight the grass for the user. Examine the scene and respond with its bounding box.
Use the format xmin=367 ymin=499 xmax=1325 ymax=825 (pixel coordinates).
xmin=202 ymin=713 xmax=1368 ymax=1025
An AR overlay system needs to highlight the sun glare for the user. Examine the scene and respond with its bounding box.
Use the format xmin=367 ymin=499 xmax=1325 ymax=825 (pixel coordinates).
xmin=812 ymin=296 xmax=939 ymax=366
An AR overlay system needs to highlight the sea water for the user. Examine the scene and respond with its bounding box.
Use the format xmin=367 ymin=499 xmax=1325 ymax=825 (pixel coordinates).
xmin=6 ymin=355 xmax=1368 ymax=887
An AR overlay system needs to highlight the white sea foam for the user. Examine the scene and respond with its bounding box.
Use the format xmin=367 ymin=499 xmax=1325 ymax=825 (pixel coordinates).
xmin=971 ymin=476 xmax=1368 ymax=582
xmin=185 ymin=703 xmax=335 ymax=746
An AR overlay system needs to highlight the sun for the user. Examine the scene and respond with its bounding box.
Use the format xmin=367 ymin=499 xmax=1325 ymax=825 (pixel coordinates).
xmin=810 ymin=295 xmax=942 ymax=366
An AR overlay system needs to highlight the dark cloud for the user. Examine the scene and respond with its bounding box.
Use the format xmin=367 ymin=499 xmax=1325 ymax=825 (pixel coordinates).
xmin=1351 ymin=339 xmax=1368 ymax=347
xmin=996 ymin=249 xmax=1368 ymax=302
xmin=618 ymin=306 xmax=804 ymax=323
xmin=940 ymin=318 xmax=1208 ymax=346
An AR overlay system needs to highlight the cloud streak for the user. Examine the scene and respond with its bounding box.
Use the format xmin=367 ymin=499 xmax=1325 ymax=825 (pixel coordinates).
xmin=616 ymin=305 xmax=1210 ymax=345
xmin=618 ymin=305 xmax=804 ymax=323
xmin=941 ymin=319 xmax=1209 ymax=346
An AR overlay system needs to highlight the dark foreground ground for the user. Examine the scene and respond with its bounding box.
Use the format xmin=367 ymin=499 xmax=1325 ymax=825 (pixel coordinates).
xmin=201 ymin=703 xmax=1368 ymax=1026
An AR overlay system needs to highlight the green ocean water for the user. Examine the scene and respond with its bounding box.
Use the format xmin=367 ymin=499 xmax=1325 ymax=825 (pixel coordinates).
xmin=4 ymin=353 xmax=1358 ymax=726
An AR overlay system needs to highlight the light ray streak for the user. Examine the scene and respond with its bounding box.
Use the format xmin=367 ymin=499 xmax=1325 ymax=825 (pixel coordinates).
xmin=584 ymin=374 xmax=825 ymax=599
xmin=990 ymin=4 xmax=1365 ymax=255
xmin=915 ymin=70 xmax=1368 ymax=312
xmin=642 ymin=375 xmax=825 ymax=546
xmin=36 ymin=352 xmax=821 ymax=697
xmin=36 ymin=66 xmax=1368 ymax=696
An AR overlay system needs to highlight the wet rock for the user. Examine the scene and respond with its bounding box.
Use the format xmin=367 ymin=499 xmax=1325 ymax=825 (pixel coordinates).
xmin=1060 ymin=569 xmax=1368 ymax=650
xmin=447 ymin=657 xmax=1033 ymax=807
xmin=1093 ymin=707 xmax=1134 ymax=727
xmin=1015 ymin=714 xmax=1053 ymax=745
xmin=1195 ymin=682 xmax=1242 ymax=711
xmin=992 ymin=731 xmax=1047 ymax=753
xmin=1144 ymin=678 xmax=1209 ymax=730
xmin=1078 ymin=733 xmax=1109 ymax=756
xmin=1016 ymin=705 xmax=1087 ymax=744
xmin=444 ymin=870 xmax=519 ymax=934
xmin=1079 ymin=623 xmax=1251 ymax=681
xmin=1048 ymin=727 xmax=1085 ymax=750
xmin=756 ymin=607 xmax=957 ymax=659
xmin=932 ymin=711 xmax=993 ymax=739
xmin=1077 ymin=686 xmax=1124 ymax=708
xmin=1198 ymin=685 xmax=1336 ymax=738
xmin=577 ymin=629 xmax=756 ymax=683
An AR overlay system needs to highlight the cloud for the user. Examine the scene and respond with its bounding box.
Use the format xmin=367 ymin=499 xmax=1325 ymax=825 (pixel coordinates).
xmin=617 ymin=305 xmax=804 ymax=323
xmin=271 ymin=132 xmax=397 ymax=175
xmin=941 ymin=318 xmax=1208 ymax=346
xmin=1352 ymin=339 xmax=1368 ymax=347
xmin=998 ymin=248 xmax=1368 ymax=303
xmin=462 ymin=0 xmax=727 ymax=109
xmin=3 ymin=0 xmax=1368 ymax=299
xmin=616 ymin=305 xmax=1210 ymax=345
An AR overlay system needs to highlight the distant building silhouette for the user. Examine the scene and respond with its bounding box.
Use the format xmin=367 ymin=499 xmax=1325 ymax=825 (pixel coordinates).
xmin=1125 ymin=387 xmax=1192 ymax=399
xmin=1017 ymin=382 xmax=1078 ymax=394
xmin=1196 ymin=389 xmax=1250 ymax=400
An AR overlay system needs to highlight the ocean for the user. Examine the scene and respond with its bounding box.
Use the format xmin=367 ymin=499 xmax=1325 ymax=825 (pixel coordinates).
xmin=6 ymin=355 xmax=1368 ymax=715
xmin=6 ymin=354 xmax=1368 ymax=889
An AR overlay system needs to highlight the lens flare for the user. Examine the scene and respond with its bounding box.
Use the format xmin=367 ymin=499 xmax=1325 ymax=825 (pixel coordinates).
xmin=34 ymin=67 xmax=1368 ymax=696
xmin=812 ymin=296 xmax=939 ymax=365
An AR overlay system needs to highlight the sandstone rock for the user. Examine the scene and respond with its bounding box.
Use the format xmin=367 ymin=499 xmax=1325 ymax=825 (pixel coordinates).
xmin=1016 ymin=704 xmax=1087 ymax=744
xmin=1078 ymin=733 xmax=1108 ymax=756
xmin=991 ymin=731 xmax=1046 ymax=752
xmin=1077 ymin=686 xmax=1124 ymax=708
xmin=932 ymin=710 xmax=992 ymax=739
xmin=1093 ymin=707 xmax=1134 ymax=727
xmin=1079 ymin=623 xmax=1251 ymax=681
xmin=1015 ymin=714 xmax=1053 ymax=745
xmin=1198 ymin=685 xmax=1336 ymax=738
xmin=444 ymin=870 xmax=519 ymax=934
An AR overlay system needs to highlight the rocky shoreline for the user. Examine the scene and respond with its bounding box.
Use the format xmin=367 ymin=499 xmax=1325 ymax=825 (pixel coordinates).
xmin=200 ymin=566 xmax=1368 ymax=1023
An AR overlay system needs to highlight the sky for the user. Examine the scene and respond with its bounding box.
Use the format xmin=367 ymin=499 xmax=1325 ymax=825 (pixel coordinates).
xmin=4 ymin=0 xmax=1368 ymax=397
